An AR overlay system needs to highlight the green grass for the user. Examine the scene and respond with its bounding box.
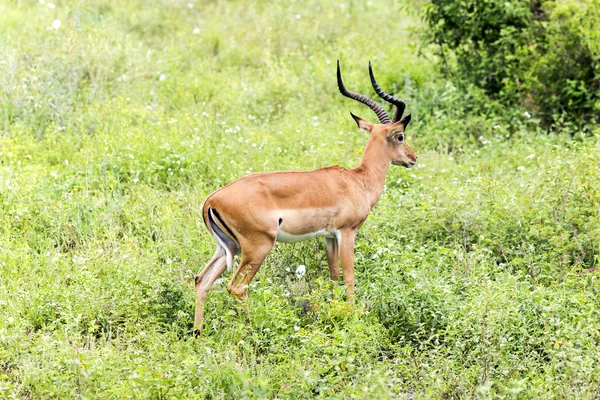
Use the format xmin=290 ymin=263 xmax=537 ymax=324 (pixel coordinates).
xmin=1 ymin=0 xmax=600 ymax=398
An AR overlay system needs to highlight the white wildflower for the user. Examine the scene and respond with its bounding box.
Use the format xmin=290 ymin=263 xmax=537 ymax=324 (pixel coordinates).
xmin=72 ymin=255 xmax=88 ymax=265
xmin=52 ymin=20 xmax=61 ymax=29
xmin=295 ymin=265 xmax=306 ymax=279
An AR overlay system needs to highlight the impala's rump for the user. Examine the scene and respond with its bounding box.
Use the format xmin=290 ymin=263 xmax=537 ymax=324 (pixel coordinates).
xmin=208 ymin=207 xmax=238 ymax=247
xmin=206 ymin=207 xmax=239 ymax=271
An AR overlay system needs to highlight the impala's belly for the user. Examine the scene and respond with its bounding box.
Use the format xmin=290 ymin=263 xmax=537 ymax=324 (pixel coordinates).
xmin=274 ymin=208 xmax=336 ymax=243
xmin=276 ymin=229 xmax=334 ymax=243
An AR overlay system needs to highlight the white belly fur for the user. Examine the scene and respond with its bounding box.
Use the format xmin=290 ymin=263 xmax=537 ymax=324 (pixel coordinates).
xmin=273 ymin=208 xmax=337 ymax=244
xmin=276 ymin=228 xmax=334 ymax=243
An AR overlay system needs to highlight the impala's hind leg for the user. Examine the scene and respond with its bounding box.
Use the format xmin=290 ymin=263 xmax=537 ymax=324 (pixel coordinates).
xmin=227 ymin=234 xmax=275 ymax=303
xmin=194 ymin=245 xmax=228 ymax=334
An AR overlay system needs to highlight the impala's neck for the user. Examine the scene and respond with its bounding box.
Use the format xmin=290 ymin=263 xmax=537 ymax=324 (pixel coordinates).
xmin=351 ymin=137 xmax=391 ymax=209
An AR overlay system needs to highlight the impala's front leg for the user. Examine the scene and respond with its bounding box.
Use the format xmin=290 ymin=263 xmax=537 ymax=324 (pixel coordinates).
xmin=339 ymin=229 xmax=357 ymax=302
xmin=324 ymin=237 xmax=340 ymax=281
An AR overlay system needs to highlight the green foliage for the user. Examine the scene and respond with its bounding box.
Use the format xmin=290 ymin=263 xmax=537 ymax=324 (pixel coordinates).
xmin=423 ymin=0 xmax=541 ymax=97
xmin=1 ymin=0 xmax=600 ymax=398
xmin=423 ymin=0 xmax=600 ymax=128
xmin=524 ymin=1 xmax=600 ymax=126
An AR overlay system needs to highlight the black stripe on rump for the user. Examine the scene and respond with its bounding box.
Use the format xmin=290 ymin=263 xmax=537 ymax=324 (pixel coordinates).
xmin=210 ymin=207 xmax=239 ymax=244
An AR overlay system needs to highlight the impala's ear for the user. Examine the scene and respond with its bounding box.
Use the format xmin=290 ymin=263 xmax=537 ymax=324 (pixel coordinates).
xmin=350 ymin=112 xmax=373 ymax=132
xmin=399 ymin=114 xmax=411 ymax=130
xmin=387 ymin=114 xmax=412 ymax=138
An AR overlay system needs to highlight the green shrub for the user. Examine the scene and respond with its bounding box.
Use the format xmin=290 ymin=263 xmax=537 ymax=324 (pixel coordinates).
xmin=524 ymin=1 xmax=600 ymax=127
xmin=423 ymin=0 xmax=541 ymax=97
xmin=422 ymin=0 xmax=600 ymax=129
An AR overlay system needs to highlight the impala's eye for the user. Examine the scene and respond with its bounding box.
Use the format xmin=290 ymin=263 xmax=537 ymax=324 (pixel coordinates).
xmin=397 ymin=134 xmax=404 ymax=143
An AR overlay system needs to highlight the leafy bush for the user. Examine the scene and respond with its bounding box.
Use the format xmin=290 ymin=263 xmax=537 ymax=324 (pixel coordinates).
xmin=525 ymin=1 xmax=600 ymax=127
xmin=423 ymin=0 xmax=600 ymax=129
xmin=423 ymin=0 xmax=541 ymax=97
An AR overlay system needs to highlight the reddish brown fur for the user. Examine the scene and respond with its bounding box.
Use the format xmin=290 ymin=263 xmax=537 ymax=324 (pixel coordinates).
xmin=193 ymin=116 xmax=416 ymax=333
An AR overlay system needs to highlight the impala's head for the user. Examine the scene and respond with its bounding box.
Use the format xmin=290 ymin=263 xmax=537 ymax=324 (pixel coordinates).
xmin=337 ymin=60 xmax=417 ymax=168
xmin=350 ymin=112 xmax=417 ymax=168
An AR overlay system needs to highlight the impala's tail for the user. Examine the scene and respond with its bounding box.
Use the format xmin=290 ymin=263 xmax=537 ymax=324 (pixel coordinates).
xmin=204 ymin=206 xmax=239 ymax=271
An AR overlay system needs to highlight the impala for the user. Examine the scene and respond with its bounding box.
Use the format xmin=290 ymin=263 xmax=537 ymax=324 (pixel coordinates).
xmin=194 ymin=61 xmax=416 ymax=332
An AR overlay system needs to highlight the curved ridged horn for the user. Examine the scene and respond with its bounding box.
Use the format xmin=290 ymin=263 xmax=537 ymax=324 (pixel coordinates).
xmin=337 ymin=60 xmax=391 ymax=124
xmin=368 ymin=61 xmax=406 ymax=123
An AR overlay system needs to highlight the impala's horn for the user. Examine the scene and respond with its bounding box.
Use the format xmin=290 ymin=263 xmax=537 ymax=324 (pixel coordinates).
xmin=368 ymin=61 xmax=406 ymax=123
xmin=337 ymin=60 xmax=391 ymax=124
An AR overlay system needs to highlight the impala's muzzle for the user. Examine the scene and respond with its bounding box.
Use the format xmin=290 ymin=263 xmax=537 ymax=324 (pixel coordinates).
xmin=392 ymin=160 xmax=416 ymax=168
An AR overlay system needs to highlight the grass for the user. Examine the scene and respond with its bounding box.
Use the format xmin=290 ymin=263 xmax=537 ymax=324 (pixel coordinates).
xmin=1 ymin=0 xmax=600 ymax=398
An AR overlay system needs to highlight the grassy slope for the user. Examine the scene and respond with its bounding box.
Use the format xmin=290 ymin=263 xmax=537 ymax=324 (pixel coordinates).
xmin=1 ymin=0 xmax=599 ymax=398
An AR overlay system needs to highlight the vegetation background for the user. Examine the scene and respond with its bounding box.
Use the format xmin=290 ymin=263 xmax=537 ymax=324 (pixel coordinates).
xmin=1 ymin=0 xmax=599 ymax=398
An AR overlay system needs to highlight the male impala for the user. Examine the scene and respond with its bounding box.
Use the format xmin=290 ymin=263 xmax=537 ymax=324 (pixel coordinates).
xmin=194 ymin=61 xmax=416 ymax=332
